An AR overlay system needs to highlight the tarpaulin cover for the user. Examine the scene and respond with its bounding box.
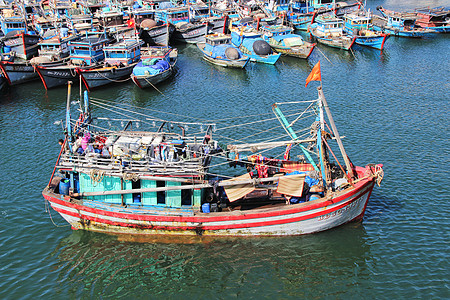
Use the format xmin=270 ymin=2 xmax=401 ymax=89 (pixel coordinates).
xmin=211 ymin=45 xmax=241 ymax=59
xmin=223 ymin=173 xmax=255 ymax=202
xmin=242 ymin=39 xmax=257 ymax=52
xmin=272 ymin=34 xmax=304 ymax=47
xmin=276 ymin=174 xmax=305 ymax=197
xmin=132 ymin=59 xmax=170 ymax=76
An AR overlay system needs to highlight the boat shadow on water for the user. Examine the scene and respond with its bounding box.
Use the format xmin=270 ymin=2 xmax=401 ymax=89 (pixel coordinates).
xmin=49 ymin=224 xmax=372 ymax=297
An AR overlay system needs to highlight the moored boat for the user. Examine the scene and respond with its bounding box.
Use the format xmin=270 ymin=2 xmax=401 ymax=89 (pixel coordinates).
xmin=197 ymin=33 xmax=249 ymax=68
xmin=35 ymin=31 xmax=110 ymax=89
xmin=130 ymin=46 xmax=177 ymax=89
xmin=414 ymin=6 xmax=450 ymax=33
xmin=230 ymin=26 xmax=281 ymax=64
xmin=309 ymin=14 xmax=356 ymax=50
xmin=261 ymin=24 xmax=316 ymax=59
xmin=343 ymin=11 xmax=389 ymax=50
xmin=372 ymin=6 xmax=436 ymax=38
xmin=42 ymin=64 xmax=384 ymax=237
xmin=77 ymin=38 xmax=143 ymax=91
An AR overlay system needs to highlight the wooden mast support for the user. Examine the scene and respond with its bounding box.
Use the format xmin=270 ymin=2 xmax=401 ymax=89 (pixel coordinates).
xmin=317 ymin=86 xmax=354 ymax=178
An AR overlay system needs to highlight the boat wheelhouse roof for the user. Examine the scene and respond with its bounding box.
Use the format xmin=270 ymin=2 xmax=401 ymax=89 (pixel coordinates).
xmin=343 ymin=12 xmax=371 ymax=23
xmin=103 ymin=39 xmax=143 ymax=52
xmin=272 ymin=33 xmax=303 ymax=42
xmin=261 ymin=25 xmax=293 ymax=35
xmin=205 ymin=33 xmax=231 ymax=44
xmin=315 ymin=14 xmax=344 ymax=24
xmin=140 ymin=46 xmax=173 ymax=59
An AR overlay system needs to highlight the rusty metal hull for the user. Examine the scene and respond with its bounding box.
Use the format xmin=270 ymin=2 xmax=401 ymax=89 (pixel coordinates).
xmin=42 ymin=175 xmax=376 ymax=237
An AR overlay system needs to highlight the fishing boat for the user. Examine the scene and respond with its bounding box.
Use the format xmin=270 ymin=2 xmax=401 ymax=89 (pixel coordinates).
xmin=130 ymin=46 xmax=177 ymax=89
xmin=343 ymin=11 xmax=389 ymax=50
xmin=35 ymin=31 xmax=110 ymax=89
xmin=261 ymin=24 xmax=316 ymax=59
xmin=372 ymin=6 xmax=436 ymax=38
xmin=42 ymin=64 xmax=384 ymax=237
xmin=77 ymin=39 xmax=143 ymax=91
xmin=132 ymin=7 xmax=174 ymax=46
xmin=309 ymin=14 xmax=356 ymax=50
xmin=230 ymin=26 xmax=281 ymax=64
xmin=414 ymin=6 xmax=450 ymax=33
xmin=197 ymin=33 xmax=249 ymax=68
xmin=0 ymin=17 xmax=40 ymax=60
xmin=155 ymin=6 xmax=208 ymax=44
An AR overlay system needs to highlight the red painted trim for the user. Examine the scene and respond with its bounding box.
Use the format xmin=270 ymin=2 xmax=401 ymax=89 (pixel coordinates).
xmin=352 ymin=181 xmax=375 ymax=221
xmin=44 ymin=179 xmax=373 ymax=225
xmin=35 ymin=66 xmax=49 ymax=90
xmin=76 ymin=68 xmax=91 ymax=91
xmin=380 ymin=34 xmax=387 ymax=50
xmin=306 ymin=43 xmax=316 ymax=59
xmin=0 ymin=62 xmax=12 ymax=85
xmin=131 ymin=75 xmax=142 ymax=89
xmin=349 ymin=37 xmax=356 ymax=49
xmin=52 ymin=190 xmax=370 ymax=231
xmin=21 ymin=33 xmax=26 ymax=55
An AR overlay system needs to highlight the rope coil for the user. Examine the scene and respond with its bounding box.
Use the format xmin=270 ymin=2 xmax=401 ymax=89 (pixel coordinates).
xmin=90 ymin=169 xmax=105 ymax=186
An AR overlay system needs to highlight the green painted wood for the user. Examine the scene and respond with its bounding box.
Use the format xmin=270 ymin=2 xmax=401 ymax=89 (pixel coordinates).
xmin=166 ymin=181 xmax=181 ymax=207
xmin=141 ymin=180 xmax=157 ymax=205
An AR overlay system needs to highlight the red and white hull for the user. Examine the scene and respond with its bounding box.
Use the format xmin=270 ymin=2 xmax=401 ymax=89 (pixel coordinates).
xmin=43 ymin=176 xmax=376 ymax=237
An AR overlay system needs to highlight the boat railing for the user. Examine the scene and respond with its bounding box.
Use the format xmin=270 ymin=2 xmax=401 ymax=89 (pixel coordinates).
xmin=57 ymin=151 xmax=207 ymax=176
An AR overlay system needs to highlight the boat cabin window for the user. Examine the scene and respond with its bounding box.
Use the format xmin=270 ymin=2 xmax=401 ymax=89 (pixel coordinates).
xmin=181 ymin=184 xmax=192 ymax=206
xmin=132 ymin=179 xmax=141 ymax=203
xmin=7 ymin=22 xmax=24 ymax=29
xmin=156 ymin=180 xmax=165 ymax=204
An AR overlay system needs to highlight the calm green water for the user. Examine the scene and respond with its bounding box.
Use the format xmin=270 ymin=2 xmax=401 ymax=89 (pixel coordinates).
xmin=1 ymin=0 xmax=449 ymax=298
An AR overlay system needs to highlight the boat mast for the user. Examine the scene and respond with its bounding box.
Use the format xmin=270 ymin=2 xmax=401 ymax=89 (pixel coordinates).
xmin=317 ymin=86 xmax=354 ymax=178
xmin=65 ymin=81 xmax=73 ymax=153
xmin=317 ymin=92 xmax=329 ymax=188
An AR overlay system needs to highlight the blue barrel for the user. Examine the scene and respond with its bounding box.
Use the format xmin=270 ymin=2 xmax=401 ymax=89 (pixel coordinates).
xmin=202 ymin=203 xmax=210 ymax=213
xmin=133 ymin=194 xmax=141 ymax=203
xmin=3 ymin=46 xmax=11 ymax=53
xmin=74 ymin=179 xmax=79 ymax=193
xmin=59 ymin=179 xmax=70 ymax=195
xmin=309 ymin=194 xmax=321 ymax=201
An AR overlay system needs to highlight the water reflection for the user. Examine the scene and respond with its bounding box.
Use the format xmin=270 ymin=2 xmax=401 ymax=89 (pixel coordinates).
xmin=51 ymin=225 xmax=371 ymax=298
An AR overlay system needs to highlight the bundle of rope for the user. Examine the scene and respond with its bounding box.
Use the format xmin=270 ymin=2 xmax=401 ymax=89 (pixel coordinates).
xmin=90 ymin=169 xmax=105 ymax=186
xmin=123 ymin=172 xmax=139 ymax=182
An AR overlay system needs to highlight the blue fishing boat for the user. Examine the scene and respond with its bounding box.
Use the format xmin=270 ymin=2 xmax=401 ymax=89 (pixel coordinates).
xmin=372 ymin=6 xmax=435 ymax=38
xmin=230 ymin=26 xmax=281 ymax=65
xmin=197 ymin=33 xmax=249 ymax=68
xmin=77 ymin=39 xmax=143 ymax=91
xmin=261 ymin=24 xmax=316 ymax=59
xmin=343 ymin=11 xmax=389 ymax=50
xmin=309 ymin=14 xmax=355 ymax=50
xmin=0 ymin=10 xmax=40 ymax=60
xmin=131 ymin=46 xmax=177 ymax=89
xmin=132 ymin=5 xmax=173 ymax=46
xmin=155 ymin=6 xmax=208 ymax=44
xmin=35 ymin=31 xmax=111 ymax=89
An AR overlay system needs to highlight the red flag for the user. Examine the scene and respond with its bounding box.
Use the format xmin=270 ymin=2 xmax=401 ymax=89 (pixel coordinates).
xmin=127 ymin=19 xmax=135 ymax=28
xmin=305 ymin=61 xmax=322 ymax=87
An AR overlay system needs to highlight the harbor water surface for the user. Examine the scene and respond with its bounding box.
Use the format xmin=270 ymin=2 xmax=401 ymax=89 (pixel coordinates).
xmin=0 ymin=0 xmax=449 ymax=298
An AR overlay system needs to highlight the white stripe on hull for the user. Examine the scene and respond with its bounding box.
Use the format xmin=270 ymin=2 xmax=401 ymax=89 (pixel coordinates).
xmin=48 ymin=182 xmax=373 ymax=236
